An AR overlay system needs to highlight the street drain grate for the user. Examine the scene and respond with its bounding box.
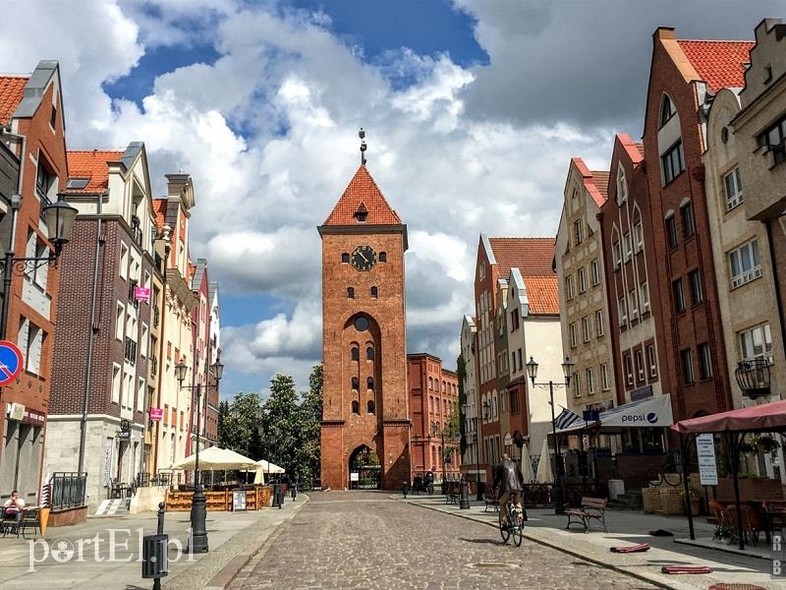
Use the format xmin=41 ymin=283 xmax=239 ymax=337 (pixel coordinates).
xmin=468 ymin=563 xmax=520 ymax=570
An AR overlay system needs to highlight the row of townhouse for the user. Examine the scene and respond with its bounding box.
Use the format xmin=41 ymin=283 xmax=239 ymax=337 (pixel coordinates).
xmin=460 ymin=18 xmax=786 ymax=495
xmin=0 ymin=60 xmax=222 ymax=513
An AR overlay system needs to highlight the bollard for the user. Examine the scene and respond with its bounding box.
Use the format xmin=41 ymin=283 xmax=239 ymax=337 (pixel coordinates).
xmin=402 ymin=482 xmax=408 ymax=498
xmin=142 ymin=502 xmax=168 ymax=590
xmin=459 ymin=481 xmax=471 ymax=509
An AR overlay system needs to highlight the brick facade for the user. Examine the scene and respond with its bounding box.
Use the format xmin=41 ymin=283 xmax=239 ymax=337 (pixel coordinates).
xmin=319 ymin=165 xmax=410 ymax=490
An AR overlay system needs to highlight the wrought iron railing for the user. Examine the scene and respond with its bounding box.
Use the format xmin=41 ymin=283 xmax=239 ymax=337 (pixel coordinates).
xmin=50 ymin=472 xmax=87 ymax=509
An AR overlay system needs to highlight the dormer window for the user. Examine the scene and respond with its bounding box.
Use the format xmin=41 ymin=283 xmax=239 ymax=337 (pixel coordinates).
xmin=353 ymin=203 xmax=368 ymax=223
xmin=66 ymin=177 xmax=89 ymax=190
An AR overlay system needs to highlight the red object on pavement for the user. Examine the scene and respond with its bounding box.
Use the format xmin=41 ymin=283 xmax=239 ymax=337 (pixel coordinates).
xmin=661 ymin=565 xmax=713 ymax=574
xmin=610 ymin=542 xmax=650 ymax=553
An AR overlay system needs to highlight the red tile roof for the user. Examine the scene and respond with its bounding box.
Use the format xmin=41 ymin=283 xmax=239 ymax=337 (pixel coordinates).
xmin=66 ymin=150 xmax=123 ymax=193
xmin=322 ymin=166 xmax=402 ymax=226
xmin=523 ymin=276 xmax=559 ymax=314
xmin=153 ymin=198 xmax=168 ymax=233
xmin=677 ymin=40 xmax=753 ymax=92
xmin=0 ymin=76 xmax=28 ymax=126
xmin=590 ymin=171 xmax=610 ymax=202
xmin=488 ymin=237 xmax=555 ymax=278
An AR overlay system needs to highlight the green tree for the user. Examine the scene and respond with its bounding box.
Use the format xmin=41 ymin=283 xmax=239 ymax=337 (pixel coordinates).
xmin=295 ymin=364 xmax=323 ymax=485
xmin=261 ymin=374 xmax=300 ymax=476
xmin=222 ymin=392 xmax=263 ymax=459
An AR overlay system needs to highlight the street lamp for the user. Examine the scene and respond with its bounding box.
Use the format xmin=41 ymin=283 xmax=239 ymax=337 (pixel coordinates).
xmin=0 ymin=194 xmax=78 ymax=339
xmin=175 ymin=354 xmax=224 ymax=553
xmin=526 ymin=355 xmax=574 ymax=515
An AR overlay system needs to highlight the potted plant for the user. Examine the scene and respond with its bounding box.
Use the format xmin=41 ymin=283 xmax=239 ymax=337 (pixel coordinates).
xmin=754 ymin=435 xmax=779 ymax=453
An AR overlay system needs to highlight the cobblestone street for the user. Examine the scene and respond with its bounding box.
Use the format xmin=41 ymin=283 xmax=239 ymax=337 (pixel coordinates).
xmin=230 ymin=492 xmax=658 ymax=589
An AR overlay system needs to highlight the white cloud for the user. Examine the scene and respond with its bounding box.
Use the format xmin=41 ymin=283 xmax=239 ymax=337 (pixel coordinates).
xmin=1 ymin=0 xmax=771 ymax=396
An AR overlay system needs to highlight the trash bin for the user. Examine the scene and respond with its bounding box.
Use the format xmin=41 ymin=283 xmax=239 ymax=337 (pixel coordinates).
xmin=271 ymin=484 xmax=284 ymax=508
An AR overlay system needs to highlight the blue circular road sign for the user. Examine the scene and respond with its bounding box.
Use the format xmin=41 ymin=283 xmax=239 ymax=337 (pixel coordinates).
xmin=0 ymin=340 xmax=23 ymax=386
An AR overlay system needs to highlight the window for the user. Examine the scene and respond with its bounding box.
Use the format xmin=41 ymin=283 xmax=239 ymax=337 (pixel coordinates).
xmin=628 ymin=290 xmax=638 ymax=320
xmin=612 ymin=240 xmax=622 ymax=268
xmin=341 ymin=253 xmax=350 ymax=263
xmin=351 ymin=347 xmax=359 ymax=361
xmin=35 ymin=159 xmax=57 ymax=201
xmin=115 ymin=302 xmax=125 ymax=340
xmin=661 ymin=140 xmax=685 ymax=184
xmin=367 ymin=400 xmax=375 ymax=414
xmin=600 ymin=363 xmax=610 ymax=391
xmin=639 ymin=282 xmax=650 ymax=313
xmin=370 ymin=286 xmax=378 ymax=298
xmin=578 ymin=267 xmax=587 ymax=293
xmin=120 ymin=242 xmax=129 ymax=280
xmin=510 ymin=311 xmax=519 ymax=331
xmin=112 ymin=364 xmax=121 ymax=404
xmin=681 ymin=349 xmax=695 ymax=385
xmin=688 ymin=269 xmax=703 ymax=305
xmin=351 ymin=401 xmax=360 ymax=414
xmin=618 ymin=297 xmax=627 ymax=326
xmin=569 ymin=322 xmax=578 ymax=347
xmin=574 ymin=219 xmax=584 ymax=245
xmin=673 ymin=278 xmax=685 ymax=313
xmin=624 ymin=355 xmax=633 ymax=386
xmin=594 ymin=309 xmax=604 ymax=337
xmin=616 ymin=167 xmax=628 ymax=203
xmin=724 ymin=167 xmax=743 ymax=210
xmin=681 ymin=201 xmax=695 ymax=238
xmin=19 ymin=319 xmax=44 ymax=374
xmin=698 ymin=343 xmax=713 ymax=379
xmin=729 ymin=239 xmax=762 ymax=288
xmin=660 ymin=94 xmax=675 ymax=126
xmin=347 ymin=287 xmax=355 ymax=299
xmin=582 ymin=316 xmax=591 ymax=342
xmin=665 ymin=214 xmax=678 ymax=249
xmin=366 ymin=346 xmax=374 ymax=360
xmin=367 ymin=377 xmax=374 ymax=390
xmin=586 ymin=368 xmax=595 ymax=395
xmin=137 ymin=377 xmax=146 ymax=413
xmin=633 ymin=221 xmax=643 ymax=251
xmin=635 ymin=349 xmax=645 ymax=382
xmin=590 ymin=259 xmax=600 ymax=286
xmin=573 ymin=372 xmax=582 ymax=398
xmin=647 ymin=344 xmax=658 ymax=378
xmin=510 ymin=389 xmax=520 ymax=414
xmin=623 ymin=233 xmax=632 ymax=260
xmin=759 ymin=114 xmax=786 ymax=165
xmin=739 ymin=323 xmax=773 ymax=363
xmin=379 ymin=252 xmax=387 ymax=262
xmin=351 ymin=377 xmax=359 ymax=390
xmin=25 ymin=233 xmax=49 ymax=290
xmin=565 ymin=275 xmax=575 ymax=300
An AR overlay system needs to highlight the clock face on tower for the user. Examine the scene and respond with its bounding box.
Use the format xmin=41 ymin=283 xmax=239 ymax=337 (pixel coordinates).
xmin=351 ymin=245 xmax=377 ymax=271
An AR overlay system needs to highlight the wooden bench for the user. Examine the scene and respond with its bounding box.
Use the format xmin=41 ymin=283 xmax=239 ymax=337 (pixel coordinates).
xmin=483 ymin=491 xmax=499 ymax=512
xmin=565 ymin=497 xmax=607 ymax=533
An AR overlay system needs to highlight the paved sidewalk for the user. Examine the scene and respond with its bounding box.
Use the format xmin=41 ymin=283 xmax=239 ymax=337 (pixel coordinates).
xmin=0 ymin=497 xmax=306 ymax=590
xmin=403 ymin=493 xmax=786 ymax=590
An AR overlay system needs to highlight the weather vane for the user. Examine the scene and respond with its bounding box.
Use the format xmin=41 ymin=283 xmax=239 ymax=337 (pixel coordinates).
xmin=359 ymin=128 xmax=367 ymax=165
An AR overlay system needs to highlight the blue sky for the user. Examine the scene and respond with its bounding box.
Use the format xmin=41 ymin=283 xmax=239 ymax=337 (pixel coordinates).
xmin=0 ymin=0 xmax=780 ymax=399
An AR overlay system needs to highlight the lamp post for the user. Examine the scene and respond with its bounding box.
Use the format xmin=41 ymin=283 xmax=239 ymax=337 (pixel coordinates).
xmin=175 ymin=355 xmax=224 ymax=553
xmin=0 ymin=194 xmax=78 ymax=340
xmin=525 ymin=355 xmax=574 ymax=515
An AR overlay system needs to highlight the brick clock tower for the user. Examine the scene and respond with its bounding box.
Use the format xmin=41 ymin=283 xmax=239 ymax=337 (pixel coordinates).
xmin=318 ymin=158 xmax=411 ymax=491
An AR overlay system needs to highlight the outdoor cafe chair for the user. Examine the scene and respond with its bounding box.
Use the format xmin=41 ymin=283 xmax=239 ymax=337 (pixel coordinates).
xmin=1 ymin=508 xmax=21 ymax=538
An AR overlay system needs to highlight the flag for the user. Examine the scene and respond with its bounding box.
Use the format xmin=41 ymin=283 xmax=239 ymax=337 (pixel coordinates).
xmin=554 ymin=407 xmax=583 ymax=431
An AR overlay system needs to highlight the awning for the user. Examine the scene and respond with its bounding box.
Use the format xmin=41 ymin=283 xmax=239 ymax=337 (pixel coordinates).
xmin=670 ymin=399 xmax=786 ymax=434
xmin=555 ymin=395 xmax=673 ymax=434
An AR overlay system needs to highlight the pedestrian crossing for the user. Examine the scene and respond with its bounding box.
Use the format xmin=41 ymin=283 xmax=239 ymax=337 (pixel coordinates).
xmin=94 ymin=499 xmax=128 ymax=516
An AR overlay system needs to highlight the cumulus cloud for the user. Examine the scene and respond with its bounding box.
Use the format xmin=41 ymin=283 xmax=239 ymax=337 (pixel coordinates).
xmin=1 ymin=0 xmax=773 ymax=396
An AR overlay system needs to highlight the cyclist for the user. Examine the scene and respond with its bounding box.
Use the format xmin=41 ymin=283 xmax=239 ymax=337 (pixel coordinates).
xmin=492 ymin=453 xmax=524 ymax=529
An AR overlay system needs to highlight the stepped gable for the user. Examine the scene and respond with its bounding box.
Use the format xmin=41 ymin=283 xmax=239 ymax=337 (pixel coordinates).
xmin=65 ymin=150 xmax=123 ymax=193
xmin=322 ymin=165 xmax=402 ymax=226
xmin=677 ymin=39 xmax=754 ymax=91
xmin=0 ymin=76 xmax=28 ymax=125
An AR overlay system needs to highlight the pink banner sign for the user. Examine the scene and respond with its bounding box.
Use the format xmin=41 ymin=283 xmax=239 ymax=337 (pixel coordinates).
xmin=134 ymin=286 xmax=151 ymax=302
xmin=149 ymin=407 xmax=163 ymax=421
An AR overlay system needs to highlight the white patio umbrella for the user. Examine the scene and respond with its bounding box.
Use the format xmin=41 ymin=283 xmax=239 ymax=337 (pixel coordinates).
xmin=520 ymin=443 xmax=535 ymax=484
xmin=170 ymin=446 xmax=257 ymax=470
xmin=253 ymin=467 xmax=265 ymax=485
xmin=535 ymin=438 xmax=554 ymax=484
xmin=255 ymin=459 xmax=285 ymax=474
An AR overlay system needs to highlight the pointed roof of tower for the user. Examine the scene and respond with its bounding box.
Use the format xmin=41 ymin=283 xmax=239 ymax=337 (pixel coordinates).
xmin=322 ymin=166 xmax=402 ymax=226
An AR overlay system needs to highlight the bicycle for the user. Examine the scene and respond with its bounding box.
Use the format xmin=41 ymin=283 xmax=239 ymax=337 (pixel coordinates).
xmin=499 ymin=496 xmax=525 ymax=547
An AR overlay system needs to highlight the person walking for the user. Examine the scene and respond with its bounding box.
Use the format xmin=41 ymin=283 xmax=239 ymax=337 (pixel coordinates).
xmin=492 ymin=453 xmax=524 ymax=528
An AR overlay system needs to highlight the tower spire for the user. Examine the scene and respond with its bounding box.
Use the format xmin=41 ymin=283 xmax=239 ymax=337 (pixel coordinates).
xmin=359 ymin=128 xmax=367 ymax=165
